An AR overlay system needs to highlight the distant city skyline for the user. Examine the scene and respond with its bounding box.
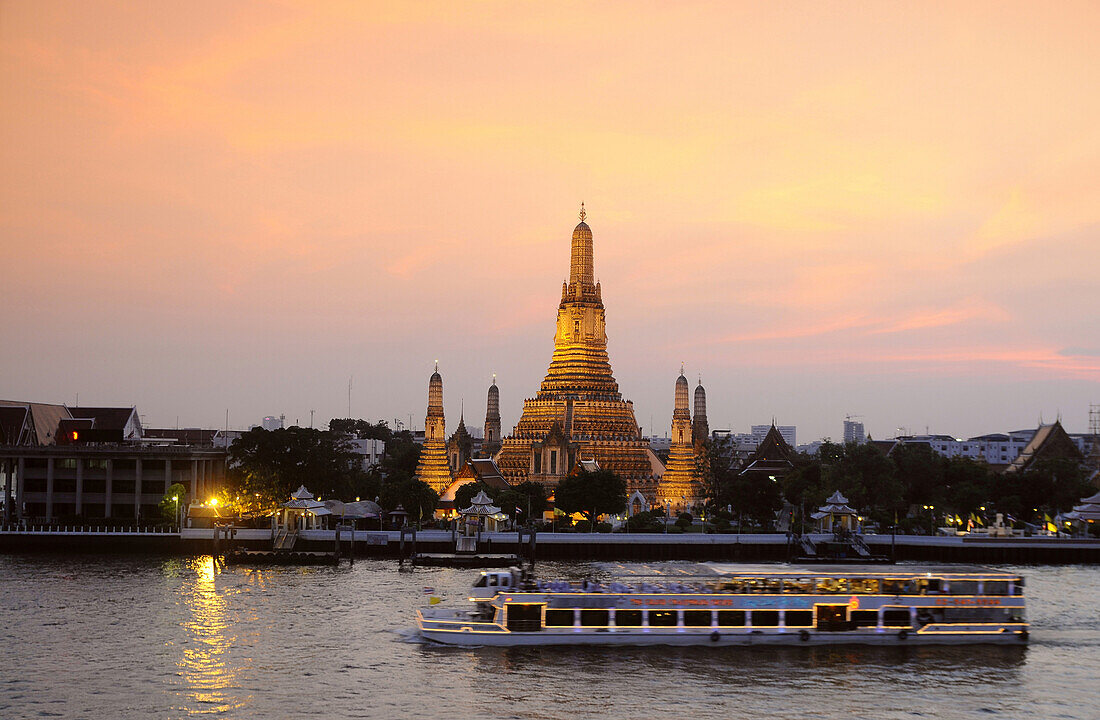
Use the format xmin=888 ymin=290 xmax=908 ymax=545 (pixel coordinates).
xmin=2 ymin=2 xmax=1098 ymax=444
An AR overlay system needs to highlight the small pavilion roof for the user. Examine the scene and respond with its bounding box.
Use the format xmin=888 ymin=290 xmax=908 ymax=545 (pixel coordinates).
xmin=460 ymin=490 xmax=501 ymax=516
xmin=816 ymin=490 xmax=857 ymax=516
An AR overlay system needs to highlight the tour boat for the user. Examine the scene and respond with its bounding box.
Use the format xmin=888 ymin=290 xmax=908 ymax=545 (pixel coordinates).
xmin=416 ymin=564 xmax=1028 ymax=646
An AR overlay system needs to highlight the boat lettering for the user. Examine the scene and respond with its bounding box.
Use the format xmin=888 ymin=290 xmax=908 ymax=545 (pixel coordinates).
xmin=934 ymin=597 xmax=1002 ymax=606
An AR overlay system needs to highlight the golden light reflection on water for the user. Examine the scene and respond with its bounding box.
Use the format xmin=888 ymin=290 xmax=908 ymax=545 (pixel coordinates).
xmin=177 ymin=556 xmax=249 ymax=715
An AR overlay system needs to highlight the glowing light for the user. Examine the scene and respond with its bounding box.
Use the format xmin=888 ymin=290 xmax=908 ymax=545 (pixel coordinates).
xmin=208 ymin=498 xmax=219 ymax=507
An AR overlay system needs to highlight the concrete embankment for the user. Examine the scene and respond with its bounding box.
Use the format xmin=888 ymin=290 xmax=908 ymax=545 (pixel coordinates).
xmin=3 ymin=529 xmax=1100 ymax=564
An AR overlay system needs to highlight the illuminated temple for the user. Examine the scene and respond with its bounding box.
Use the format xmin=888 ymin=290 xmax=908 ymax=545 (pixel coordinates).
xmin=655 ymin=369 xmax=703 ymax=511
xmin=496 ymin=206 xmax=657 ymax=498
xmin=414 ymin=363 xmax=453 ymax=493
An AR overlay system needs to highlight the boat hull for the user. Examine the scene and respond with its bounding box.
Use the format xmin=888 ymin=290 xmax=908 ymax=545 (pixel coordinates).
xmin=418 ymin=624 xmax=1029 ymax=647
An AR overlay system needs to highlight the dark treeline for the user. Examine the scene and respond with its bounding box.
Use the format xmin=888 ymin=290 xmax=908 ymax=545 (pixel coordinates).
xmin=709 ymin=438 xmax=1093 ymax=532
xmin=222 ymin=419 xmax=438 ymax=521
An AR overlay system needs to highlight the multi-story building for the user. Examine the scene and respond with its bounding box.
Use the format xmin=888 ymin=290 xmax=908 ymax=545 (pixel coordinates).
xmin=0 ymin=400 xmax=226 ymax=523
xmin=843 ymin=418 xmax=865 ymax=444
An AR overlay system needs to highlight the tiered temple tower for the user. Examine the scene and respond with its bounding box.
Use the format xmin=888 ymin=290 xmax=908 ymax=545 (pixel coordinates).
xmin=496 ymin=206 xmax=655 ymax=497
xmin=414 ymin=363 xmax=453 ymax=492
xmin=482 ymin=377 xmax=502 ymax=457
xmin=692 ymin=378 xmax=709 ymax=446
xmin=447 ymin=407 xmax=473 ymax=472
xmin=656 ymin=369 xmax=703 ymax=512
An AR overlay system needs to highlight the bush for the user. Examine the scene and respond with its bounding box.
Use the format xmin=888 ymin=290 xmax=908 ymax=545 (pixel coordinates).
xmin=675 ymin=512 xmax=693 ymax=530
xmin=594 ymin=522 xmax=613 ymax=533
xmin=624 ymin=511 xmax=662 ymax=532
xmin=573 ymin=519 xmax=592 ymax=533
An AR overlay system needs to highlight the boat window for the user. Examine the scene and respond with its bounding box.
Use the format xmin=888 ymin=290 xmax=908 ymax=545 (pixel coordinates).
xmin=849 ymin=578 xmax=880 ymax=594
xmin=506 ymin=604 xmax=543 ymax=632
xmin=473 ymin=575 xmax=488 ymax=588
xmin=948 ymin=580 xmax=979 ymax=595
xmin=683 ymin=610 xmax=712 ymax=627
xmin=580 ymin=610 xmax=608 ymax=627
xmin=816 ymin=577 xmax=848 ymax=594
xmin=545 ymin=610 xmax=574 ymax=627
xmin=717 ymin=611 xmax=745 ymax=627
xmin=882 ymin=608 xmax=912 ymax=628
xmin=783 ymin=578 xmax=814 ymax=593
xmin=943 ymin=607 xmax=1001 ymax=623
xmin=488 ymin=575 xmax=499 ymax=587
xmin=914 ymin=578 xmax=942 ymax=594
xmin=616 ymin=610 xmax=643 ymax=626
xmin=752 ymin=610 xmax=779 ymax=627
xmin=649 ymin=611 xmax=678 ymax=627
xmin=883 ymin=579 xmax=911 ymax=595
xmin=765 ymin=579 xmax=783 ymax=593
xmin=785 ymin=610 xmax=813 ymax=627
xmin=851 ymin=610 xmax=878 ymax=627
xmin=983 ymin=581 xmax=1009 ymax=596
xmin=1013 ymin=577 xmax=1025 ymax=595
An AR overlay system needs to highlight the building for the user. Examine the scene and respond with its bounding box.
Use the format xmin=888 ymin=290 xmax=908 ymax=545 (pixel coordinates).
xmin=447 ymin=413 xmax=474 ymax=473
xmin=843 ymin=417 xmax=865 ymax=444
xmin=736 ymin=424 xmax=796 ymax=483
xmin=0 ymin=400 xmax=226 ymax=523
xmin=656 ymin=370 xmax=702 ymax=512
xmin=692 ymin=379 xmax=709 ymax=447
xmin=261 ymin=415 xmax=285 ymax=431
xmin=495 ymin=207 xmax=656 ymax=499
xmin=1003 ymin=420 xmax=1084 ymax=474
xmin=348 ymin=437 xmax=385 ymax=471
xmin=482 ymin=377 xmax=502 ymax=458
xmin=413 ymin=364 xmax=453 ymax=493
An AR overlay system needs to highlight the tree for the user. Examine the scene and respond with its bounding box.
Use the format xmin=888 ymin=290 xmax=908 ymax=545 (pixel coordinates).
xmin=717 ymin=472 xmax=783 ymax=527
xmin=454 ymin=481 xmax=499 ymax=511
xmin=226 ymin=426 xmax=368 ymax=510
xmin=553 ymin=469 xmax=626 ymax=524
xmin=379 ymin=477 xmax=439 ymax=524
xmin=497 ymin=481 xmax=548 ymax=523
xmin=159 ymin=482 xmax=189 ymax=524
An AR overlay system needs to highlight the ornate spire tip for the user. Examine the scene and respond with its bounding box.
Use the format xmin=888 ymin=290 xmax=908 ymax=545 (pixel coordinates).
xmin=579 ymin=202 xmax=586 ymax=223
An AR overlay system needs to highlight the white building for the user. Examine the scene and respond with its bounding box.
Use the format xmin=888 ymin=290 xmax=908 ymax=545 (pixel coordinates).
xmin=843 ymin=418 xmax=865 ymax=444
xmin=261 ymin=415 xmax=285 ymax=431
xmin=348 ymin=438 xmax=385 ymax=471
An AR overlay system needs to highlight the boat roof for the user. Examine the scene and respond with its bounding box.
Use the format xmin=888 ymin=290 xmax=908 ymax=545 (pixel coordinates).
xmin=593 ymin=562 xmax=1021 ymax=579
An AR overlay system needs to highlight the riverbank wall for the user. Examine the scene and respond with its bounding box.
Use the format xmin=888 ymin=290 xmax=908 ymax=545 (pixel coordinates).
xmin=3 ymin=528 xmax=1100 ymax=564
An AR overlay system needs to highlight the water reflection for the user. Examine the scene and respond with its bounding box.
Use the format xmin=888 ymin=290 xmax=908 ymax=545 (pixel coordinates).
xmin=177 ymin=556 xmax=248 ymax=715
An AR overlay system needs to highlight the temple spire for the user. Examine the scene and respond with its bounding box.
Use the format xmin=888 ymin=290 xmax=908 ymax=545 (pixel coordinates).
xmin=569 ymin=205 xmax=594 ymax=287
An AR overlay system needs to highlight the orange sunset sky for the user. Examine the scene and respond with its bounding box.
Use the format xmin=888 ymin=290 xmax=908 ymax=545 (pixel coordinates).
xmin=2 ymin=1 xmax=1099 ymax=442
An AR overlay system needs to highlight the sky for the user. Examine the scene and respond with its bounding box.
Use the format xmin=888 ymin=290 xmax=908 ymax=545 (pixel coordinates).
xmin=2 ymin=0 xmax=1099 ymax=443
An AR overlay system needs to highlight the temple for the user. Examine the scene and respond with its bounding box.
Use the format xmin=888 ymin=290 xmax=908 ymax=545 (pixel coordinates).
xmin=482 ymin=377 xmax=502 ymax=458
xmin=413 ymin=363 xmax=453 ymax=492
xmin=656 ymin=369 xmax=703 ymax=511
xmin=496 ymin=207 xmax=656 ymax=498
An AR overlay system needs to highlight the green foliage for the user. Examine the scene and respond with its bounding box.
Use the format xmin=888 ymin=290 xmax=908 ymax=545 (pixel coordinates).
xmin=226 ymin=426 xmax=369 ymax=509
xmin=159 ymin=482 xmax=189 ymax=524
xmin=379 ymin=476 xmax=439 ymax=522
xmin=623 ymin=510 xmax=663 ymax=532
xmin=717 ymin=472 xmax=783 ymax=527
xmin=553 ymin=468 xmax=627 ymax=523
xmin=675 ymin=512 xmax=693 ymax=529
xmin=778 ymin=440 xmax=1094 ymax=527
xmin=328 ymin=418 xmax=395 ymax=442
xmin=454 ymin=481 xmax=498 ymax=511
xmin=497 ymin=481 xmax=548 ymax=523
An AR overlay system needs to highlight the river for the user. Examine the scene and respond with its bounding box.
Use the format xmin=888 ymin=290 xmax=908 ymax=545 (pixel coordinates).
xmin=1 ymin=555 xmax=1097 ymax=719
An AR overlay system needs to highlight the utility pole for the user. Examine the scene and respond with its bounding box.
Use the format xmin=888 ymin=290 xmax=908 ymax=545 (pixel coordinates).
xmin=348 ymin=377 xmax=353 ymax=418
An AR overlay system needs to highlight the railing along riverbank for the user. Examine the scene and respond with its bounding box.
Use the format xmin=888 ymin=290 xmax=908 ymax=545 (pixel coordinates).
xmin=3 ymin=527 xmax=1100 ymax=563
